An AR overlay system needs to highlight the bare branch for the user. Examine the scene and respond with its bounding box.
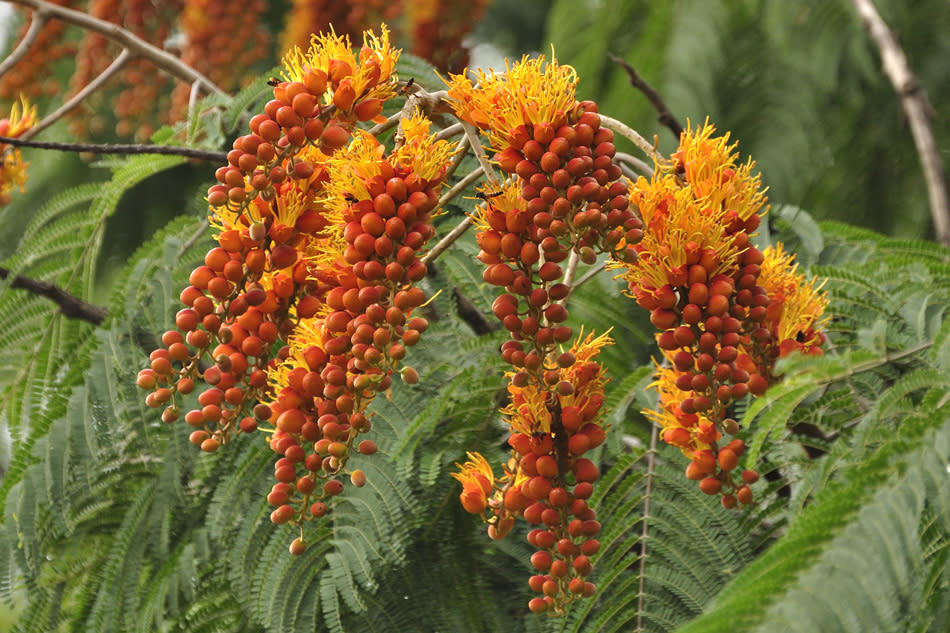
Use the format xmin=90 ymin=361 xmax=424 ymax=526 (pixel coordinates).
xmin=608 ymin=53 xmax=683 ymax=139
xmin=0 ymin=266 xmax=107 ymax=325
xmin=615 ymin=151 xmax=654 ymax=178
xmin=461 ymin=121 xmax=500 ymax=186
xmin=572 ymin=261 xmax=607 ymax=292
xmin=435 ymin=122 xmax=464 ymax=141
xmin=600 ymin=114 xmax=662 ymax=163
xmin=422 ymin=215 xmax=475 ymax=267
xmin=851 ymin=0 xmax=950 ymax=247
xmin=0 ymin=6 xmax=47 ymax=78
xmin=20 ymin=48 xmax=132 ymax=140
xmin=0 ymin=135 xmax=227 ymax=161
xmin=8 ymin=0 xmax=228 ymax=99
xmin=442 ymin=133 xmax=470 ymax=182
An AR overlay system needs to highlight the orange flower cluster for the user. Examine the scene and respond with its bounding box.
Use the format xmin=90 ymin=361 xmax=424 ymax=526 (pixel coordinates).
xmin=452 ymin=331 xmax=610 ymax=615
xmin=614 ymin=122 xmax=828 ymax=506
xmin=447 ymin=54 xmax=643 ymax=615
xmin=138 ymin=27 xmax=456 ymax=553
xmin=0 ymin=96 xmax=38 ymax=206
xmin=169 ymin=0 xmax=271 ymax=120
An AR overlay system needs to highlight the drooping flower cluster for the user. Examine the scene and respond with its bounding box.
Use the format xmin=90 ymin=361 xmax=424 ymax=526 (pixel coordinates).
xmin=446 ymin=54 xmax=643 ymax=615
xmin=138 ymin=27 xmax=456 ymax=553
xmin=452 ymin=331 xmax=610 ymax=615
xmin=0 ymin=96 xmax=38 ymax=206
xmin=613 ymin=121 xmax=828 ymax=506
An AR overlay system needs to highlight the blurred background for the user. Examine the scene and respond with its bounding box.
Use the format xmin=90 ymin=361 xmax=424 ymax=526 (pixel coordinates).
xmin=2 ymin=0 xmax=947 ymax=269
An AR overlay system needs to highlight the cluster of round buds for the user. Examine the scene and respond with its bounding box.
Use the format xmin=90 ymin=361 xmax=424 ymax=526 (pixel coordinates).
xmin=139 ymin=27 xmax=455 ymax=553
xmin=261 ymin=118 xmax=455 ymax=552
xmin=453 ymin=331 xmax=612 ymax=616
xmin=614 ymin=122 xmax=829 ymax=506
xmin=446 ymin=54 xmax=643 ymax=615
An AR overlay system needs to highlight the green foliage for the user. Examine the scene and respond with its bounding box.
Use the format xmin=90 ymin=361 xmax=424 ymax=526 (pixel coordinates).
xmin=544 ymin=0 xmax=950 ymax=239
xmin=2 ymin=16 xmax=950 ymax=633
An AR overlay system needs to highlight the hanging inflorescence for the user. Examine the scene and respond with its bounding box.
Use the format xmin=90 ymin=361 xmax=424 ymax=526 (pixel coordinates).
xmin=138 ymin=25 xmax=456 ymax=553
xmin=613 ymin=121 xmax=828 ymax=506
xmin=445 ymin=54 xmax=643 ymax=615
xmin=136 ymin=26 xmax=829 ymax=617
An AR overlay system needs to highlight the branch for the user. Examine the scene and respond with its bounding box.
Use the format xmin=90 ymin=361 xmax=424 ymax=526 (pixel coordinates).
xmin=0 ymin=5 xmax=47 ymax=78
xmin=600 ymin=114 xmax=662 ymax=163
xmin=421 ymin=174 xmax=484 ymax=267
xmin=0 ymin=266 xmax=107 ymax=325
xmin=851 ymin=0 xmax=950 ymax=247
xmin=608 ymin=53 xmax=683 ymax=139
xmin=615 ymin=151 xmax=654 ymax=178
xmin=0 ymin=136 xmax=227 ymax=161
xmin=15 ymin=47 xmax=132 ymax=141
xmin=461 ymin=121 xmax=500 ymax=186
xmin=7 ymin=0 xmax=228 ymax=99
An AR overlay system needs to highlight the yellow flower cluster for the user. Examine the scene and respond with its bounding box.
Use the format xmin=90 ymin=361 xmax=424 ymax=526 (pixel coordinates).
xmin=0 ymin=96 xmax=38 ymax=205
xmin=445 ymin=53 xmax=579 ymax=151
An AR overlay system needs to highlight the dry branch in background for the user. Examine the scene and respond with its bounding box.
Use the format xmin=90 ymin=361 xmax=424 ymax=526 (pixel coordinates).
xmin=851 ymin=0 xmax=950 ymax=247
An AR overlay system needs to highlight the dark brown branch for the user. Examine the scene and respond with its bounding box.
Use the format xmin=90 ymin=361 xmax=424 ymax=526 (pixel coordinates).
xmin=0 ymin=266 xmax=108 ymax=325
xmin=452 ymin=287 xmax=500 ymax=336
xmin=0 ymin=136 xmax=227 ymax=162
xmin=608 ymin=53 xmax=683 ymax=139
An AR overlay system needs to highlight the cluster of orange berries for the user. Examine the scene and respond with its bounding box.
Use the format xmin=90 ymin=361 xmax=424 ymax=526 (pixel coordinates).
xmin=616 ymin=122 xmax=828 ymax=507
xmin=139 ymin=27 xmax=456 ymax=553
xmin=169 ymin=0 xmax=271 ymax=120
xmin=69 ymin=0 xmax=181 ymax=140
xmin=446 ymin=56 xmax=643 ymax=615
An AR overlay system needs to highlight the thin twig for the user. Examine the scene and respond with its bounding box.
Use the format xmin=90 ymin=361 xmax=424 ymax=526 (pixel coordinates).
xmin=421 ymin=167 xmax=487 ymax=266
xmin=422 ymin=215 xmax=475 ymax=266
xmin=0 ymin=6 xmax=47 ymax=78
xmin=615 ymin=151 xmax=654 ymax=178
xmin=461 ymin=121 xmax=499 ymax=186
xmin=851 ymin=0 xmax=950 ymax=247
xmin=179 ymin=218 xmax=211 ymax=257
xmin=0 ymin=135 xmax=228 ymax=161
xmin=8 ymin=0 xmax=228 ymax=98
xmin=442 ymin=134 xmax=470 ymax=182
xmin=435 ymin=122 xmax=464 ymax=141
xmin=438 ymin=164 xmax=484 ymax=209
xmin=600 ymin=114 xmax=661 ymax=162
xmin=0 ymin=266 xmax=108 ymax=325
xmin=20 ymin=49 xmax=132 ymax=140
xmin=636 ymin=421 xmax=659 ymax=633
xmin=561 ymin=249 xmax=580 ymax=297
xmin=608 ymin=53 xmax=683 ymax=139
xmin=572 ymin=261 xmax=606 ymax=292
xmin=366 ymin=110 xmax=404 ymax=137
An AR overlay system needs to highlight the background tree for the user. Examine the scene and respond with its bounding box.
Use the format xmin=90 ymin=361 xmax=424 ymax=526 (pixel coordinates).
xmin=0 ymin=1 xmax=948 ymax=632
